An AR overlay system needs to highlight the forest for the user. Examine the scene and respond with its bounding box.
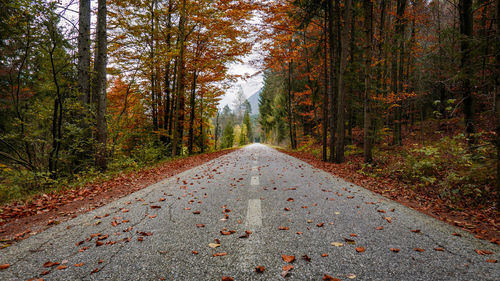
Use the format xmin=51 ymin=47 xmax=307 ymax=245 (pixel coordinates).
xmin=258 ymin=0 xmax=500 ymax=212
xmin=0 ymin=0 xmax=499 ymax=217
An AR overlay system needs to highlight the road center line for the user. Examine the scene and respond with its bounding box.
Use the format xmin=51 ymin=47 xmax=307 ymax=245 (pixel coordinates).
xmin=245 ymin=199 xmax=262 ymax=228
xmin=250 ymin=176 xmax=259 ymax=186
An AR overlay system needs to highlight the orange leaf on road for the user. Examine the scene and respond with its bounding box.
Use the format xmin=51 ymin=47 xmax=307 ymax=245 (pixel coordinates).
xmin=282 ymin=255 xmax=295 ymax=263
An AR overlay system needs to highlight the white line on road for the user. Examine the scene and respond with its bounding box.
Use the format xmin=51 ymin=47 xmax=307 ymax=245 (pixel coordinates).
xmin=245 ymin=199 xmax=262 ymax=228
xmin=251 ymin=176 xmax=259 ymax=186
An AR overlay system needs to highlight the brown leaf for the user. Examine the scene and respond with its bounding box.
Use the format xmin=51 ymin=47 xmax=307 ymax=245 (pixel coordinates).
xmin=344 ymin=238 xmax=355 ymax=244
xmin=255 ymin=265 xmax=265 ymax=273
xmin=414 ymin=248 xmax=425 ymax=252
xmin=192 ymin=211 xmax=201 ymax=214
xmin=121 ymin=209 xmax=129 ymax=213
xmin=350 ymin=233 xmax=357 ymax=237
xmin=284 ymin=207 xmax=290 ymax=211
xmin=220 ymin=231 xmax=232 ymax=235
xmin=56 ymin=265 xmax=68 ymax=270
xmin=43 ymin=261 xmax=60 ymax=268
xmin=282 ymin=265 xmax=294 ymax=271
xmin=287 ymin=198 xmax=294 ymax=202
xmin=302 ymin=254 xmax=311 ymax=262
xmin=375 ymin=226 xmax=384 ymax=230
xmin=221 ymin=277 xmax=234 ymax=281
xmin=91 ymin=268 xmax=99 ymax=274
xmin=151 ymin=205 xmax=161 ymax=209
xmin=74 ymin=263 xmax=85 ymax=267
xmin=96 ymin=241 xmax=104 ymax=246
xmin=148 ymin=215 xmax=157 ymax=219
xmin=377 ymin=209 xmax=386 ymax=213
xmin=434 ymin=247 xmax=445 ymax=251
xmin=296 ymin=232 xmax=303 ymax=235
xmin=355 ymin=247 xmax=365 ymax=253
xmin=316 ymin=223 xmax=324 ymax=227
xmin=410 ymin=229 xmax=421 ymax=233
xmin=282 ymin=255 xmax=295 ymax=263
xmin=279 ymin=226 xmax=289 ymax=230
xmin=321 ymin=253 xmax=329 ymax=257
xmin=390 ymin=248 xmax=400 ymax=253
xmin=475 ymin=249 xmax=493 ymax=255
xmin=159 ymin=198 xmax=166 ymax=201
xmin=0 ymin=264 xmax=10 ymax=270
xmin=213 ymin=252 xmax=227 ymax=257
xmin=486 ymin=259 xmax=497 ymax=263
xmin=192 ymin=251 xmax=199 ymax=255
xmin=323 ymin=274 xmax=341 ymax=281
xmin=196 ymin=224 xmax=205 ymax=228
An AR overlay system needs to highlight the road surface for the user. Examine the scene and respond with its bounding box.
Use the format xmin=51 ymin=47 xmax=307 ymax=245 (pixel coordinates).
xmin=0 ymin=144 xmax=498 ymax=280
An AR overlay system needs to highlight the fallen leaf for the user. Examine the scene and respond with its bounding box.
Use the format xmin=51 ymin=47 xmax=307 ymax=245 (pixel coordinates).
xmin=331 ymin=242 xmax=344 ymax=247
xmin=279 ymin=226 xmax=289 ymax=230
xmin=121 ymin=209 xmax=129 ymax=213
xmin=192 ymin=211 xmax=201 ymax=214
xmin=192 ymin=251 xmax=199 ymax=255
xmin=255 ymin=265 xmax=265 ymax=273
xmin=91 ymin=268 xmax=99 ymax=274
xmin=452 ymin=233 xmax=462 ymax=237
xmin=74 ymin=263 xmax=85 ymax=267
xmin=486 ymin=259 xmax=497 ymax=263
xmin=159 ymin=198 xmax=166 ymax=201
xmin=208 ymin=243 xmax=221 ymax=248
xmin=414 ymin=248 xmax=425 ymax=252
xmin=321 ymin=253 xmax=329 ymax=257
xmin=347 ymin=273 xmax=357 ymax=279
xmin=385 ymin=217 xmax=392 ymax=223
xmin=43 ymin=261 xmax=59 ymax=268
xmin=323 ymin=274 xmax=341 ymax=281
xmin=282 ymin=255 xmax=295 ymax=263
xmin=410 ymin=229 xmax=421 ymax=233
xmin=148 ymin=215 xmax=157 ymax=219
xmin=282 ymin=265 xmax=294 ymax=271
xmin=434 ymin=247 xmax=445 ymax=251
xmin=296 ymin=232 xmax=303 ymax=235
xmin=220 ymin=231 xmax=232 ymax=235
xmin=221 ymin=277 xmax=234 ymax=281
xmin=302 ymin=254 xmax=311 ymax=262
xmin=287 ymin=198 xmax=294 ymax=202
xmin=57 ymin=265 xmax=68 ymax=270
xmin=350 ymin=233 xmax=357 ymax=237
xmin=0 ymin=264 xmax=9 ymax=270
xmin=213 ymin=252 xmax=227 ymax=257
xmin=284 ymin=207 xmax=290 ymax=211
xmin=375 ymin=226 xmax=384 ymax=230
xmin=151 ymin=205 xmax=161 ymax=209
xmin=355 ymin=247 xmax=365 ymax=253
xmin=196 ymin=224 xmax=205 ymax=228
xmin=475 ymin=249 xmax=493 ymax=255
xmin=390 ymin=248 xmax=400 ymax=253
xmin=317 ymin=223 xmax=324 ymax=227
xmin=344 ymin=238 xmax=355 ymax=244
xmin=96 ymin=241 xmax=104 ymax=246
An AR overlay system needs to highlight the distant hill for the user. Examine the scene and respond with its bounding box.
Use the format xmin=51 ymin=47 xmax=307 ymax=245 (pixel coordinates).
xmin=247 ymin=88 xmax=262 ymax=116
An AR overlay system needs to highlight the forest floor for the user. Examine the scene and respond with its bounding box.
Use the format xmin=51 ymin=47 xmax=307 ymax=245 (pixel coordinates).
xmin=0 ymin=149 xmax=236 ymax=246
xmin=278 ymin=137 xmax=500 ymax=243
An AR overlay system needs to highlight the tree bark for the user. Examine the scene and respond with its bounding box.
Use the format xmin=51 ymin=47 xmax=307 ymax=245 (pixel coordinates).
xmin=363 ymin=0 xmax=374 ymax=163
xmin=328 ymin=0 xmax=337 ymax=162
xmin=171 ymin=0 xmax=186 ymax=157
xmin=188 ymin=70 xmax=198 ymax=154
xmin=288 ymin=59 xmax=296 ymax=149
xmin=335 ymin=0 xmax=352 ymax=163
xmin=459 ymin=0 xmax=475 ymax=146
xmin=77 ymin=0 xmax=91 ymax=104
xmin=322 ymin=4 xmax=328 ymax=161
xmin=495 ymin=0 xmax=500 ymax=208
xmin=94 ymin=0 xmax=108 ymax=170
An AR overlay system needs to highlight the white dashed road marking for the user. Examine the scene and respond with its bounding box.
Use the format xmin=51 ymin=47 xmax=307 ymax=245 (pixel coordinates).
xmin=250 ymin=176 xmax=259 ymax=186
xmin=245 ymin=199 xmax=262 ymax=228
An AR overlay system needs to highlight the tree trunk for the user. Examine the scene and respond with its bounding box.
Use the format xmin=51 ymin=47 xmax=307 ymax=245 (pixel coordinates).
xmin=171 ymin=0 xmax=186 ymax=157
xmin=188 ymin=70 xmax=197 ymax=154
xmin=322 ymin=4 xmax=328 ymax=161
xmin=328 ymin=0 xmax=337 ymax=162
xmin=162 ymin=0 xmax=173 ymax=144
xmin=363 ymin=0 xmax=373 ymax=163
xmin=459 ymin=0 xmax=475 ymax=146
xmin=495 ymin=0 xmax=500 ymax=208
xmin=288 ymin=59 xmax=296 ymax=149
xmin=94 ymin=0 xmax=108 ymax=170
xmin=335 ymin=0 xmax=352 ymax=163
xmin=78 ymin=0 xmax=91 ymax=104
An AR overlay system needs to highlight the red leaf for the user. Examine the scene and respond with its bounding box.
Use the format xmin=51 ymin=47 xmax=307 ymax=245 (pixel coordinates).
xmin=323 ymin=274 xmax=341 ymax=281
xmin=192 ymin=211 xmax=201 ymax=214
xmin=486 ymin=259 xmax=497 ymax=263
xmin=151 ymin=205 xmax=161 ymax=209
xmin=356 ymin=247 xmax=365 ymax=253
xmin=475 ymin=249 xmax=493 ymax=255
xmin=56 ymin=265 xmax=68 ymax=270
xmin=196 ymin=224 xmax=205 ymax=228
xmin=221 ymin=277 xmax=234 ymax=281
xmin=414 ymin=248 xmax=425 ymax=252
xmin=316 ymin=223 xmax=324 ymax=227
xmin=434 ymin=247 xmax=445 ymax=251
xmin=213 ymin=252 xmax=227 ymax=257
xmin=375 ymin=226 xmax=384 ymax=230
xmin=281 ymin=255 xmax=295 ymax=263
xmin=74 ymin=263 xmax=85 ymax=267
xmin=192 ymin=251 xmax=199 ymax=255
xmin=279 ymin=226 xmax=289 ymax=230
xmin=255 ymin=265 xmax=265 ymax=273
xmin=321 ymin=253 xmax=329 ymax=257
xmin=390 ymin=248 xmax=400 ymax=253
xmin=302 ymin=254 xmax=311 ymax=262
xmin=287 ymin=198 xmax=294 ymax=202
xmin=0 ymin=264 xmax=10 ymax=270
xmin=410 ymin=229 xmax=421 ymax=233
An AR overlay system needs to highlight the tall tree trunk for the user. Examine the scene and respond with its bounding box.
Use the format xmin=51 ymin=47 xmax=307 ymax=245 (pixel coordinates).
xmin=162 ymin=0 xmax=173 ymax=144
xmin=150 ymin=0 xmax=158 ymax=131
xmin=94 ymin=0 xmax=108 ymax=170
xmin=335 ymin=0 xmax=352 ymax=163
xmin=188 ymin=70 xmax=198 ymax=155
xmin=288 ymin=59 xmax=296 ymax=149
xmin=495 ymin=0 xmax=500 ymax=208
xmin=322 ymin=5 xmax=328 ymax=161
xmin=78 ymin=0 xmax=91 ymax=104
xmin=363 ymin=0 xmax=374 ymax=163
xmin=459 ymin=0 xmax=475 ymax=146
xmin=171 ymin=0 xmax=186 ymax=157
xmin=391 ymin=0 xmax=407 ymax=146
xmin=328 ymin=0 xmax=337 ymax=162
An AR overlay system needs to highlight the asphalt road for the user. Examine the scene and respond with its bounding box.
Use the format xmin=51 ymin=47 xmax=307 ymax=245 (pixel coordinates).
xmin=0 ymin=144 xmax=498 ymax=280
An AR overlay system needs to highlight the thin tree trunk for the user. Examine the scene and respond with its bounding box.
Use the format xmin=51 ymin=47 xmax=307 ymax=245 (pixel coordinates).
xmin=188 ymin=70 xmax=198 ymax=154
xmin=171 ymin=0 xmax=186 ymax=157
xmin=335 ymin=0 xmax=352 ymax=163
xmin=495 ymin=0 xmax=500 ymax=208
xmin=288 ymin=59 xmax=296 ymax=149
xmin=322 ymin=5 xmax=328 ymax=161
xmin=459 ymin=0 xmax=475 ymax=146
xmin=94 ymin=0 xmax=108 ymax=170
xmin=363 ymin=0 xmax=374 ymax=163
xmin=328 ymin=0 xmax=337 ymax=162
xmin=78 ymin=0 xmax=91 ymax=104
xmin=392 ymin=0 xmax=407 ymax=146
